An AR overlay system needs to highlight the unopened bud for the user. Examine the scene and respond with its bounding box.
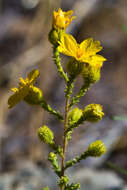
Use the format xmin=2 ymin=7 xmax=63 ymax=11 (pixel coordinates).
xmin=59 ymin=176 xmax=69 ymax=187
xmin=24 ymin=86 xmax=43 ymax=105
xmin=38 ymin=125 xmax=54 ymax=145
xmin=67 ymin=58 xmax=84 ymax=78
xmin=68 ymin=107 xmax=83 ymax=125
xmin=88 ymin=140 xmax=106 ymax=157
xmin=83 ymin=104 xmax=104 ymax=122
xmin=48 ymin=29 xmax=64 ymax=46
xmin=82 ymin=65 xmax=101 ymax=86
xmin=48 ymin=152 xmax=60 ymax=171
xmin=48 ymin=152 xmax=57 ymax=161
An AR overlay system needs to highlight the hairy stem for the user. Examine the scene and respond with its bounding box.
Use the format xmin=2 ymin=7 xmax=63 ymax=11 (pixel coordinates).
xmin=69 ymin=83 xmax=90 ymax=108
xmin=53 ymin=46 xmax=68 ymax=83
xmin=40 ymin=100 xmax=64 ymax=121
xmin=60 ymin=96 xmax=69 ymax=190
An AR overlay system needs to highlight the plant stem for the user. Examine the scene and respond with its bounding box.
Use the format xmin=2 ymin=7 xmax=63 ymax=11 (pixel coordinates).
xmin=53 ymin=46 xmax=68 ymax=83
xmin=40 ymin=100 xmax=64 ymax=121
xmin=61 ymin=96 xmax=69 ymax=190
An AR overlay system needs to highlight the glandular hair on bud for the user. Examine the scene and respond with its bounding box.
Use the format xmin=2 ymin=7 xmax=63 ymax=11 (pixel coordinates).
xmin=68 ymin=107 xmax=83 ymax=125
xmin=38 ymin=125 xmax=54 ymax=145
xmin=67 ymin=58 xmax=84 ymax=78
xmin=88 ymin=140 xmax=106 ymax=157
xmin=82 ymin=65 xmax=101 ymax=86
xmin=24 ymin=86 xmax=43 ymax=105
xmin=83 ymin=104 xmax=104 ymax=122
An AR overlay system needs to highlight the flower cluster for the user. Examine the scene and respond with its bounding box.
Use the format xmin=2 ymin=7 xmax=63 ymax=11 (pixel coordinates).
xmin=8 ymin=8 xmax=107 ymax=190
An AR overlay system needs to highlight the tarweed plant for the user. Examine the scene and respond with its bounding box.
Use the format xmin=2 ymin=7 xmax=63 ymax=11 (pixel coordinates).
xmin=8 ymin=8 xmax=107 ymax=190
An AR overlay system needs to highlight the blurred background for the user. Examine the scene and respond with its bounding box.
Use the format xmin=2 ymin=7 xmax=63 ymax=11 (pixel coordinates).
xmin=1 ymin=0 xmax=127 ymax=189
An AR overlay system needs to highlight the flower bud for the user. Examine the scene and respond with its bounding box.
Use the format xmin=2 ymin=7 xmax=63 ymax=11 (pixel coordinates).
xmin=67 ymin=183 xmax=80 ymax=190
xmin=82 ymin=65 xmax=101 ymax=86
xmin=38 ymin=125 xmax=54 ymax=145
xmin=24 ymin=86 xmax=43 ymax=105
xmin=48 ymin=152 xmax=57 ymax=161
xmin=88 ymin=140 xmax=106 ymax=157
xmin=83 ymin=104 xmax=104 ymax=122
xmin=48 ymin=152 xmax=60 ymax=171
xmin=67 ymin=58 xmax=84 ymax=78
xmin=59 ymin=176 xmax=69 ymax=187
xmin=68 ymin=107 xmax=83 ymax=125
xmin=52 ymin=8 xmax=75 ymax=30
xmin=48 ymin=29 xmax=62 ymax=46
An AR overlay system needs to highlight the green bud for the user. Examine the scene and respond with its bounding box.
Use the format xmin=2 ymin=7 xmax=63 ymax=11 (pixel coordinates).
xmin=48 ymin=152 xmax=56 ymax=160
xmin=38 ymin=125 xmax=54 ymax=145
xmin=88 ymin=140 xmax=106 ymax=157
xmin=68 ymin=107 xmax=83 ymax=125
xmin=82 ymin=65 xmax=101 ymax=86
xmin=48 ymin=152 xmax=60 ymax=172
xmin=59 ymin=176 xmax=69 ymax=187
xmin=65 ymin=183 xmax=80 ymax=190
xmin=67 ymin=58 xmax=84 ymax=78
xmin=83 ymin=104 xmax=104 ymax=122
xmin=24 ymin=86 xmax=43 ymax=105
xmin=66 ymin=130 xmax=72 ymax=141
xmin=48 ymin=29 xmax=64 ymax=46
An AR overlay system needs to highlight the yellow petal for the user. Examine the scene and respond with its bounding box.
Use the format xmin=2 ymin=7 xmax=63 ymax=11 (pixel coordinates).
xmin=88 ymin=40 xmax=103 ymax=54
xmin=89 ymin=55 xmax=106 ymax=68
xmin=8 ymin=86 xmax=29 ymax=108
xmin=64 ymin=10 xmax=73 ymax=16
xmin=58 ymin=34 xmax=78 ymax=57
xmin=80 ymin=38 xmax=93 ymax=50
xmin=19 ymin=77 xmax=26 ymax=85
xmin=80 ymin=38 xmax=103 ymax=55
xmin=53 ymin=11 xmax=57 ymax=19
xmin=11 ymin=87 xmax=18 ymax=92
xmin=27 ymin=69 xmax=40 ymax=84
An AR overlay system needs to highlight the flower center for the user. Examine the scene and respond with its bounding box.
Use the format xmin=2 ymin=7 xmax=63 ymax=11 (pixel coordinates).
xmin=76 ymin=48 xmax=83 ymax=59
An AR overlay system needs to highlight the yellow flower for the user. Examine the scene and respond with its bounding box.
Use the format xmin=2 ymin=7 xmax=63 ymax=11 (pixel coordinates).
xmin=53 ymin=8 xmax=76 ymax=30
xmin=58 ymin=34 xmax=106 ymax=68
xmin=8 ymin=69 xmax=40 ymax=108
